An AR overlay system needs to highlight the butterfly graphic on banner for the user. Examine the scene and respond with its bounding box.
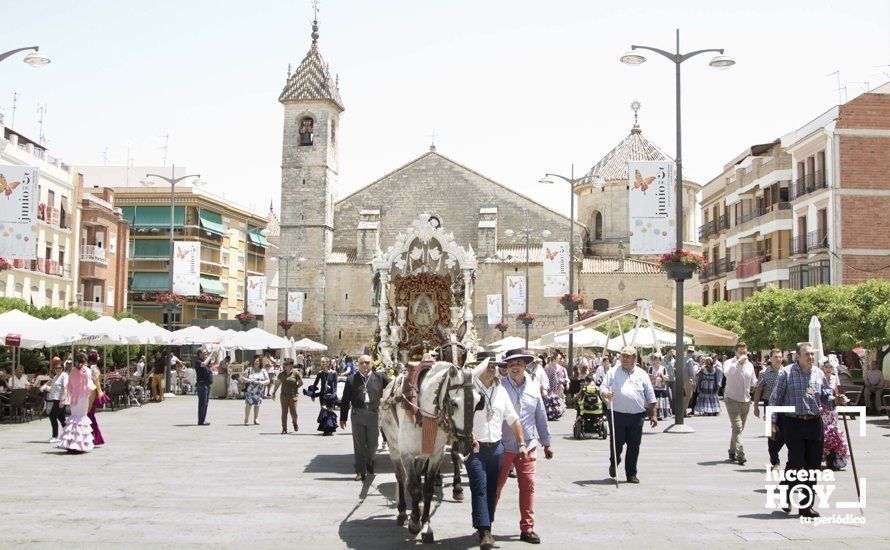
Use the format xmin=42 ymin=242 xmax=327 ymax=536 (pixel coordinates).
xmin=508 ymin=279 xmax=521 ymax=288
xmin=488 ymin=297 xmax=498 ymax=305
xmin=249 ymin=279 xmax=261 ymax=289
xmin=175 ymin=247 xmax=192 ymax=259
xmin=0 ymin=174 xmax=22 ymax=197
xmin=633 ymin=169 xmax=656 ymax=193
xmin=545 ymin=247 xmax=559 ymax=261
xmin=288 ymin=294 xmax=298 ymax=302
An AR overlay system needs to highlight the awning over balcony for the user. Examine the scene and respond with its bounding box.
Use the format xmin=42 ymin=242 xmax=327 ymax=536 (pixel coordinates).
xmin=199 ymin=275 xmax=225 ymax=296
xmin=199 ymin=209 xmax=226 ymax=236
xmin=247 ymin=226 xmax=269 ymax=248
xmin=120 ymin=206 xmax=136 ymax=224
xmin=133 ymin=239 xmax=170 ymax=258
xmin=130 ymin=272 xmax=169 ymax=291
xmin=130 ymin=206 xmax=185 ymax=228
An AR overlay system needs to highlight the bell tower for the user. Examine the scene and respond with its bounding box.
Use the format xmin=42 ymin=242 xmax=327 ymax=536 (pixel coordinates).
xmin=278 ymin=15 xmax=344 ymax=340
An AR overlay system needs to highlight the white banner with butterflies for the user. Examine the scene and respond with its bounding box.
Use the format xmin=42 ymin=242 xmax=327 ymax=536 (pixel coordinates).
xmin=287 ymin=291 xmax=304 ymax=323
xmin=506 ymin=275 xmax=526 ymax=314
xmin=172 ymin=241 xmax=200 ymax=295
xmin=247 ymin=275 xmax=266 ymax=316
xmin=486 ymin=294 xmax=503 ymax=325
xmin=0 ymin=165 xmax=39 ymax=259
xmin=542 ymin=241 xmax=569 ymax=297
xmin=628 ymin=160 xmax=676 ymax=255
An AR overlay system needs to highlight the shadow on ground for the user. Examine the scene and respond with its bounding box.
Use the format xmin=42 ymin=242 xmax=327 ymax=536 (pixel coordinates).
xmin=338 ymin=515 xmax=480 ymax=549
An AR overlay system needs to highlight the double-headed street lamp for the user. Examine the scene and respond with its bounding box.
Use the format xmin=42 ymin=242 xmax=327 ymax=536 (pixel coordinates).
xmin=140 ymin=165 xmax=205 ymax=331
xmin=0 ymin=46 xmax=51 ymax=67
xmin=540 ymin=168 xmax=605 ymax=372
xmin=621 ymin=29 xmax=734 ymax=433
xmin=503 ymin=226 xmax=551 ymax=347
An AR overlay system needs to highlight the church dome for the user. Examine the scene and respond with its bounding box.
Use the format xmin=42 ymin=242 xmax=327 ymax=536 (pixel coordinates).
xmin=579 ymin=122 xmax=671 ymax=185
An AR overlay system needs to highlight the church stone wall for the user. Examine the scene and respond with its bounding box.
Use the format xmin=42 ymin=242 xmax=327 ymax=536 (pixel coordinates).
xmin=323 ymin=263 xmax=377 ymax=354
xmin=333 ymin=152 xmax=579 ymax=258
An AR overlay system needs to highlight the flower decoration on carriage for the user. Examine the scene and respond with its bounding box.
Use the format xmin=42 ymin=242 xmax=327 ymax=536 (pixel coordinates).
xmin=658 ymin=249 xmax=707 ymax=272
xmin=155 ymin=292 xmax=185 ymax=307
xmin=558 ymin=293 xmax=586 ymax=308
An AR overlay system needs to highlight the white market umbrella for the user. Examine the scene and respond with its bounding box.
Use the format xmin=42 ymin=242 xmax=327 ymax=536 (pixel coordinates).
xmin=487 ymin=336 xmax=529 ymax=352
xmin=554 ymin=328 xmax=608 ymax=349
xmin=227 ymin=328 xmax=291 ymax=350
xmin=293 ymin=337 xmax=328 ymax=352
xmin=809 ymin=316 xmax=824 ymax=366
xmin=0 ymin=309 xmax=66 ymax=349
xmin=168 ymin=326 xmax=221 ymax=346
xmin=47 ymin=313 xmax=107 ymax=345
xmin=526 ymin=338 xmax=549 ymax=351
xmin=607 ymin=327 xmax=691 ymax=352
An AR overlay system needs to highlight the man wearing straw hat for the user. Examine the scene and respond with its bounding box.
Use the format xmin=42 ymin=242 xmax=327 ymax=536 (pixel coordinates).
xmin=467 ymin=352 xmax=527 ymax=550
xmin=599 ymin=345 xmax=657 ymax=484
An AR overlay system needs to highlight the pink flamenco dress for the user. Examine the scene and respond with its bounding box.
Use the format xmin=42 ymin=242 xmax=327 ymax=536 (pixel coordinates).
xmin=57 ymin=366 xmax=95 ymax=453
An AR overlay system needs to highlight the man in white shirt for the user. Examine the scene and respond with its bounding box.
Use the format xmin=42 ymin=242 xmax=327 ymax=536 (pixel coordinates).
xmin=525 ymin=357 xmax=550 ymax=397
xmin=468 ymin=352 xmax=527 ymax=550
xmin=723 ymin=342 xmax=756 ymax=465
xmin=599 ymin=346 xmax=657 ymax=484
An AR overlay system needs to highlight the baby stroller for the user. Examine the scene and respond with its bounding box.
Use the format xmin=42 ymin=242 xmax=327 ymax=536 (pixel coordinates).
xmin=573 ymin=384 xmax=608 ymax=440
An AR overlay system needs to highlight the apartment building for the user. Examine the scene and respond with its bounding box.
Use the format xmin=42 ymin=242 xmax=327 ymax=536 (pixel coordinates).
xmin=1 ymin=123 xmax=80 ymax=308
xmin=78 ymin=188 xmax=130 ymax=314
xmin=782 ymin=83 xmax=890 ymax=288
xmin=700 ymin=83 xmax=890 ymax=305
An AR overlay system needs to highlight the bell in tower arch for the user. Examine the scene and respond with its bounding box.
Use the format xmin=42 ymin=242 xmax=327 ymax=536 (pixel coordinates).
xmin=299 ymin=117 xmax=314 ymax=146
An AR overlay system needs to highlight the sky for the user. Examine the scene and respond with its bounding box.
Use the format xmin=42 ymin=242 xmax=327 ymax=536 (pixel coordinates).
xmin=2 ymin=0 xmax=888 ymax=217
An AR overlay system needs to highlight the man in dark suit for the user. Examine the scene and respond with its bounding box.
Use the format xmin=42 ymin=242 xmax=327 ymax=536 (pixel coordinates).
xmin=340 ymin=354 xmax=391 ymax=481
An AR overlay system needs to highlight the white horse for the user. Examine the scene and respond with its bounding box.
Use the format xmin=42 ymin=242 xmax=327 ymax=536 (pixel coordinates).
xmin=380 ymin=361 xmax=478 ymax=543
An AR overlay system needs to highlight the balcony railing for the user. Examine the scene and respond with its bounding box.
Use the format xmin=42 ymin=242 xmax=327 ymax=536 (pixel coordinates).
xmin=736 ymin=256 xmax=764 ymax=279
xmin=792 ymin=234 xmax=808 ymax=255
xmin=737 ymin=207 xmax=764 ymax=225
xmin=807 ymin=230 xmax=829 ymax=251
xmin=701 ymin=257 xmax=733 ymax=280
xmin=37 ymin=203 xmax=60 ymax=227
xmin=81 ymin=244 xmax=107 ymax=263
xmin=791 ymin=170 xmax=827 ymax=200
xmin=12 ymin=258 xmax=67 ymax=278
xmin=717 ymin=215 xmax=728 ymax=231
xmin=80 ymin=301 xmax=106 ymax=314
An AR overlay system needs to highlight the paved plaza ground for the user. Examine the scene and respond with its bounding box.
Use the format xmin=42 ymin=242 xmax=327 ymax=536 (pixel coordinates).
xmin=1 ymin=393 xmax=887 ymax=549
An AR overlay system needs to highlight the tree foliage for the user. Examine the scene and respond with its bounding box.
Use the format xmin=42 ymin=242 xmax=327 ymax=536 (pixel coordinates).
xmin=689 ymin=280 xmax=890 ymax=351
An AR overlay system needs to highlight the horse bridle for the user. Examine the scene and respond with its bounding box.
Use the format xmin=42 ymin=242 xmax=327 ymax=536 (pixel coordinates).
xmin=438 ymin=366 xmax=475 ymax=443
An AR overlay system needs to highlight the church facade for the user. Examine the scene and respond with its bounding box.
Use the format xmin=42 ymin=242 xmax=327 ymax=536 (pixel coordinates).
xmin=277 ymin=20 xmax=701 ymax=355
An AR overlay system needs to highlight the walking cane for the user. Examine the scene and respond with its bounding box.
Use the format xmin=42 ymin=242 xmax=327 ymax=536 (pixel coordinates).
xmin=840 ymin=411 xmax=863 ymax=514
xmin=607 ymin=394 xmax=619 ymax=488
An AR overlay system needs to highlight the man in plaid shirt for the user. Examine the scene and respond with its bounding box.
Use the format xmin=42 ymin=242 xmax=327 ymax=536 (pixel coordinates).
xmin=753 ymin=349 xmax=785 ymax=469
xmin=769 ymin=342 xmax=847 ymax=518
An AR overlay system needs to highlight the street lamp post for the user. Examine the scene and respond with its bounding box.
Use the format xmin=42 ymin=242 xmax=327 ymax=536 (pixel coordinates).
xmin=504 ymin=227 xmax=552 ymax=348
xmin=141 ymin=166 xmax=203 ymax=395
xmin=621 ymin=29 xmax=734 ymax=432
xmin=275 ymin=253 xmax=305 ymax=329
xmin=540 ymin=168 xmax=605 ymax=373
xmin=0 ymin=46 xmax=51 ymax=67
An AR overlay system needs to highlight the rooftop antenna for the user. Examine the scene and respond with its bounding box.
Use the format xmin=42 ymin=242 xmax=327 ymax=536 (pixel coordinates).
xmin=428 ymin=130 xmax=438 ymax=152
xmin=849 ymin=81 xmax=870 ymax=95
xmin=10 ymin=92 xmax=19 ymax=129
xmin=125 ymin=139 xmax=133 ymax=185
xmin=159 ymin=133 xmax=170 ymax=166
xmin=101 ymin=147 xmax=109 ymax=166
xmin=827 ymin=70 xmax=845 ymax=105
xmin=36 ymin=102 xmax=47 ymax=145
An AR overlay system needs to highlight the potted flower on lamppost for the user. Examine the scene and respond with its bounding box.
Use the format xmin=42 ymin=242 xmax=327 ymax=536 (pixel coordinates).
xmin=558 ymin=293 xmax=586 ymax=312
xmin=0 ymin=257 xmax=11 ymax=273
xmin=156 ymin=292 xmax=185 ymax=311
xmin=495 ymin=321 xmax=509 ymax=336
xmin=279 ymin=319 xmax=294 ymax=337
xmin=516 ymin=312 xmax=537 ymax=327
xmin=235 ymin=311 xmax=255 ymax=330
xmin=658 ymin=249 xmax=707 ymax=281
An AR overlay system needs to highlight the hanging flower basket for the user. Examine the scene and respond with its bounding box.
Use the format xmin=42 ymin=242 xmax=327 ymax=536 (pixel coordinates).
xmin=516 ymin=313 xmax=537 ymax=327
xmin=236 ymin=312 xmax=256 ymax=327
xmin=659 ymin=249 xmax=707 ymax=281
xmin=495 ymin=321 xmax=509 ymax=335
xmin=279 ymin=320 xmax=294 ymax=334
xmin=0 ymin=258 xmax=10 ymax=273
xmin=558 ymin=293 xmax=585 ymax=311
